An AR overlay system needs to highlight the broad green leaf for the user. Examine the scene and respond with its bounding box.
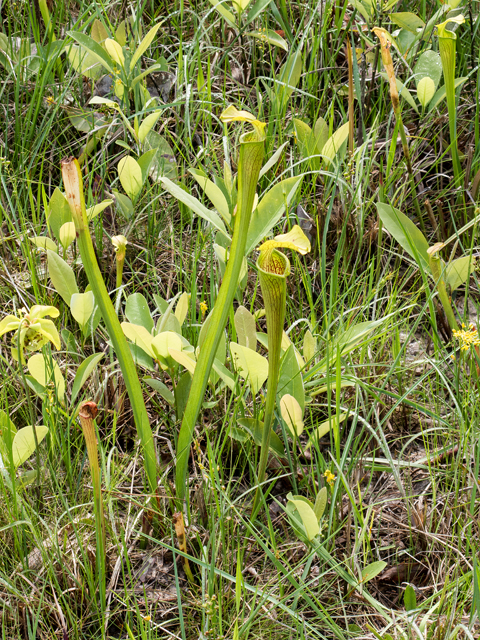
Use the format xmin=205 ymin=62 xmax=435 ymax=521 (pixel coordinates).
xmin=376 ymin=203 xmax=430 ymax=271
xmin=137 ymin=149 xmax=158 ymax=183
xmin=47 ymin=249 xmax=79 ymax=305
xmin=390 ymin=12 xmax=425 ymax=33
xmin=417 ymin=76 xmax=435 ymax=107
xmin=314 ymin=486 xmax=328 ymax=521
xmin=335 ymin=319 xmax=385 ymax=354
xmin=144 ymin=377 xmax=175 ymax=406
xmin=232 ymin=0 xmax=250 ymax=13
xmin=349 ymin=0 xmax=373 ymax=22
xmin=314 ymin=116 xmax=329 ymax=153
xmin=246 ymin=0 xmax=272 ymax=22
xmin=86 ymin=199 xmax=113 ymax=221
xmin=71 ymin=352 xmax=105 ymax=403
xmin=67 ymin=44 xmax=103 ymax=79
xmin=160 ymin=176 xmax=229 ymax=240
xmin=104 ymin=38 xmax=124 ymax=67
xmin=138 ymin=111 xmax=162 ymax=144
xmin=27 ymin=353 xmax=65 ymax=402
xmin=236 ymin=418 xmax=284 ymax=456
xmin=445 ymin=256 xmax=475 ymax=292
xmin=112 ymin=189 xmax=134 ymax=218
xmin=247 ymin=29 xmax=288 ymax=51
xmin=280 ymin=394 xmax=304 ymax=437
xmin=275 ymin=48 xmax=302 ymax=107
xmin=322 ymin=122 xmax=350 ymax=165
xmin=47 ymin=188 xmax=71 ymax=240
xmin=67 ymin=31 xmax=114 ymax=73
xmin=115 ymin=20 xmax=127 ymax=46
xmin=130 ymin=23 xmax=162 ymax=70
xmin=89 ymin=95 xmax=118 ymax=108
xmin=30 ymin=236 xmax=57 ymax=252
xmin=404 ymin=584 xmax=417 ymax=611
xmin=121 ymin=322 xmax=155 ymax=358
xmin=230 ymin=342 xmax=268 ymax=395
xmin=207 ymin=0 xmax=237 ymax=28
xmin=70 ymin=291 xmax=95 ymax=328
xmin=59 ymin=222 xmax=76 ymax=249
xmin=361 ymin=561 xmax=387 ymax=583
xmin=175 ymin=371 xmax=192 ymax=420
xmin=246 ymin=176 xmax=302 ymax=253
xmin=234 ymin=306 xmax=257 ymax=351
xmin=287 ymin=496 xmax=320 ymax=540
xmin=125 ymin=293 xmax=153 ymax=332
xmin=156 ymin=292 xmax=182 ymax=334
xmin=151 ymin=330 xmax=185 ymax=365
xmin=277 ymin=345 xmax=305 ymax=411
xmin=90 ymin=19 xmax=109 ymax=45
xmin=415 ymin=50 xmax=442 ymax=90
xmin=144 ymin=131 xmax=178 ymax=182
xmin=293 ymin=119 xmax=319 ymax=170
xmin=169 ymin=348 xmax=196 ymax=375
xmin=303 ymin=329 xmax=317 ymax=362
xmin=175 ymin=292 xmax=190 ymax=326
xmin=307 ymin=413 xmax=347 ymax=448
xmin=118 ymin=156 xmax=143 ymax=200
xmin=189 ymin=168 xmax=231 ymax=224
xmin=11 ymin=425 xmax=49 ymax=469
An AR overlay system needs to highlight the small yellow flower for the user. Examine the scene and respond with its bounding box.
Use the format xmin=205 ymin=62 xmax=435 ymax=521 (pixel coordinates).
xmin=324 ymin=469 xmax=336 ymax=486
xmin=452 ymin=323 xmax=480 ymax=352
xmin=199 ymin=301 xmax=208 ymax=317
xmin=46 ymin=96 xmax=55 ymax=106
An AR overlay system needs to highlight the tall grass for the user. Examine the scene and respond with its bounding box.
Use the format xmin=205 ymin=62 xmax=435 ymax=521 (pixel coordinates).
xmin=0 ymin=0 xmax=479 ymax=638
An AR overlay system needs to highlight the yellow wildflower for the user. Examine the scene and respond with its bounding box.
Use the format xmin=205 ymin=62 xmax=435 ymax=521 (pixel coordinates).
xmin=324 ymin=469 xmax=336 ymax=486
xmin=452 ymin=323 xmax=480 ymax=352
xmin=199 ymin=301 xmax=208 ymax=317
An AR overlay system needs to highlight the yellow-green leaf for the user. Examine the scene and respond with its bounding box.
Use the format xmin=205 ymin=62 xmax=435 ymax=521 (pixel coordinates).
xmin=138 ymin=111 xmax=162 ymax=144
xmin=86 ymin=199 xmax=113 ymax=221
xmin=314 ymin=486 xmax=328 ymax=521
xmin=105 ymin=38 xmax=125 ymax=67
xmin=27 ymin=353 xmax=65 ymax=402
xmin=130 ymin=23 xmax=162 ymax=70
xmin=322 ymin=122 xmax=350 ymax=165
xmin=121 ymin=322 xmax=155 ymax=358
xmin=417 ymin=76 xmax=435 ymax=107
xmin=70 ymin=291 xmax=95 ymax=328
xmin=118 ymin=156 xmax=143 ymax=200
xmin=30 ymin=236 xmax=58 ymax=252
xmin=59 ymin=221 xmax=76 ymax=249
xmin=11 ymin=425 xmax=49 ymax=469
xmin=230 ymin=342 xmax=268 ymax=395
xmin=280 ymin=394 xmax=304 ymax=437
xmin=287 ymin=496 xmax=320 ymax=540
xmin=169 ymin=348 xmax=196 ymax=375
xmin=175 ymin=292 xmax=190 ymax=326
xmin=303 ymin=329 xmax=317 ymax=362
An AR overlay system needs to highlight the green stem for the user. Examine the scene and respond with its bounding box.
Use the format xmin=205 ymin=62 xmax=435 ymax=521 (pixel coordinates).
xmin=175 ymin=133 xmax=264 ymax=504
xmin=428 ymin=252 xmax=458 ymax=330
xmin=439 ymin=35 xmax=462 ymax=185
xmin=253 ymin=249 xmax=289 ymax=516
xmin=61 ymin=158 xmax=158 ymax=498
